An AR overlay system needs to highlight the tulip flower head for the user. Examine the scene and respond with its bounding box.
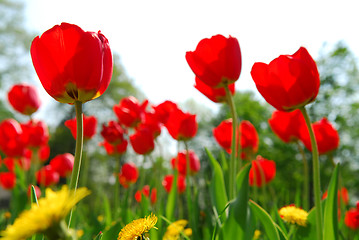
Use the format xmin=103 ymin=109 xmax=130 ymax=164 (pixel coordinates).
xmin=299 ymin=118 xmax=339 ymax=155
xmin=21 ymin=120 xmax=49 ymax=149
xmin=162 ymin=174 xmax=186 ymax=194
xmin=344 ymin=201 xmax=359 ymax=230
xmin=171 ymin=150 xmax=201 ymax=175
xmin=49 ymin=153 xmax=74 ymax=177
xmin=113 ymin=96 xmax=148 ymax=128
xmin=119 ymin=162 xmax=139 ymax=188
xmin=101 ymin=120 xmax=126 ymax=144
xmin=194 ymin=77 xmax=235 ymax=103
xmin=0 ymin=119 xmax=27 ymax=157
xmin=7 ymin=83 xmax=41 ymax=115
xmin=0 ymin=172 xmax=16 ymax=190
xmin=152 ymin=100 xmax=178 ymax=124
xmin=186 ymin=34 xmax=242 ymax=88
xmin=36 ymin=165 xmax=60 ymax=187
xmin=322 ymin=187 xmax=349 ymax=206
xmin=249 ymin=156 xmax=276 ymax=187
xmin=129 ymin=127 xmax=155 ymax=155
xmin=100 ymin=140 xmax=128 ymax=156
xmin=165 ymin=108 xmax=197 ymax=141
xmin=30 ymin=22 xmax=113 ymax=104
xmin=65 ymin=114 xmax=97 ymax=140
xmin=251 ymin=47 xmax=320 ymax=111
xmin=268 ymin=109 xmax=305 ymax=143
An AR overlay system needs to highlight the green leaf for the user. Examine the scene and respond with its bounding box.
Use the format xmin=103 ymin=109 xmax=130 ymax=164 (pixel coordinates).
xmin=205 ymin=148 xmax=228 ymax=223
xmin=220 ymin=163 xmax=251 ymax=240
xmin=165 ymin=170 xmax=177 ymax=221
xmin=101 ymin=221 xmax=122 ymax=240
xmin=295 ymin=202 xmax=324 ymax=240
xmin=93 ymin=232 xmax=103 ymax=240
xmin=323 ymin=164 xmax=340 ymax=240
xmin=249 ymin=200 xmax=281 ymax=240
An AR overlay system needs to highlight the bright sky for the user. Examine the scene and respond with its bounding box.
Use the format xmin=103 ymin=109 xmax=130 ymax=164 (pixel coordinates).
xmin=25 ymin=0 xmax=359 ymax=111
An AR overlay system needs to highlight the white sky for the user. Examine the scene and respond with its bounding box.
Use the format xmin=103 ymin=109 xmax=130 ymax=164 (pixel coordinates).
xmin=25 ymin=0 xmax=359 ymax=111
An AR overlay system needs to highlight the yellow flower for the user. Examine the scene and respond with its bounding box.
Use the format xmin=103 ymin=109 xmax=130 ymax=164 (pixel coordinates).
xmin=279 ymin=205 xmax=308 ymax=227
xmin=117 ymin=213 xmax=157 ymax=240
xmin=0 ymin=185 xmax=90 ymax=240
xmin=163 ymin=220 xmax=192 ymax=240
xmin=253 ymin=230 xmax=261 ymax=240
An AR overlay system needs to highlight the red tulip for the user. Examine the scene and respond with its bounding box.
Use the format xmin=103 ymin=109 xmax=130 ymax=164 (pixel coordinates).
xmin=249 ymin=156 xmax=276 ymax=187
xmin=139 ymin=111 xmax=162 ymax=139
xmin=101 ymin=120 xmax=126 ymax=144
xmin=165 ymin=108 xmax=197 ymax=141
xmin=322 ymin=187 xmax=349 ymax=206
xmin=0 ymin=119 xmax=27 ymax=157
xmin=299 ymin=118 xmax=339 ymax=155
xmin=134 ymin=185 xmax=157 ymax=204
xmin=162 ymin=174 xmax=186 ymax=194
xmin=251 ymin=47 xmax=320 ymax=111
xmin=7 ymin=83 xmax=41 ymax=115
xmin=129 ymin=127 xmax=155 ymax=155
xmin=186 ymin=34 xmax=242 ymax=88
xmin=152 ymin=100 xmax=179 ymax=124
xmin=100 ymin=140 xmax=128 ymax=156
xmin=21 ymin=120 xmax=49 ymax=148
xmin=30 ymin=22 xmax=113 ymax=104
xmin=194 ymin=77 xmax=235 ymax=103
xmin=36 ymin=165 xmax=60 ymax=186
xmin=213 ymin=119 xmax=232 ymax=152
xmin=38 ymin=144 xmax=50 ymax=162
xmin=0 ymin=172 xmax=16 ymax=190
xmin=113 ymin=96 xmax=148 ymax=128
xmin=171 ymin=150 xmax=200 ymax=175
xmin=65 ymin=114 xmax=97 ymax=140
xmin=344 ymin=201 xmax=359 ymax=230
xmin=49 ymin=153 xmax=74 ymax=177
xmin=268 ymin=110 xmax=305 ymax=143
xmin=1 ymin=157 xmax=15 ymax=172
xmin=119 ymin=162 xmax=139 ymax=188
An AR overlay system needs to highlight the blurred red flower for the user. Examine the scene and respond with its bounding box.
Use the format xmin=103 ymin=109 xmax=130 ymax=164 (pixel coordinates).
xmin=38 ymin=144 xmax=50 ymax=162
xmin=36 ymin=165 xmax=60 ymax=187
xmin=171 ymin=150 xmax=200 ymax=175
xmin=21 ymin=120 xmax=49 ymax=148
xmin=152 ymin=100 xmax=178 ymax=124
xmin=65 ymin=114 xmax=97 ymax=140
xmin=0 ymin=119 xmax=27 ymax=157
xmin=194 ymin=77 xmax=235 ymax=103
xmin=165 ymin=109 xmax=197 ymax=141
xmin=249 ymin=156 xmax=276 ymax=187
xmin=101 ymin=120 xmax=126 ymax=144
xmin=7 ymin=83 xmax=41 ymax=115
xmin=344 ymin=201 xmax=359 ymax=230
xmin=322 ymin=187 xmax=349 ymax=206
xmin=27 ymin=185 xmax=41 ymax=199
xmin=49 ymin=153 xmax=74 ymax=177
xmin=30 ymin=22 xmax=113 ymax=104
xmin=113 ymin=96 xmax=148 ymax=128
xmin=299 ymin=118 xmax=339 ymax=155
xmin=162 ymin=174 xmax=186 ymax=194
xmin=251 ymin=47 xmax=320 ymax=112
xmin=130 ymin=127 xmax=155 ymax=155
xmin=100 ymin=140 xmax=128 ymax=156
xmin=119 ymin=162 xmax=139 ymax=188
xmin=186 ymin=34 xmax=242 ymax=88
xmin=268 ymin=110 xmax=305 ymax=143
xmin=0 ymin=172 xmax=16 ymax=190
xmin=139 ymin=111 xmax=162 ymax=138
xmin=134 ymin=185 xmax=157 ymax=204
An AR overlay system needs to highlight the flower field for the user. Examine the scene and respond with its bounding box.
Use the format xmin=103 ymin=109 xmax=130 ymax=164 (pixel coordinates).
xmin=0 ymin=22 xmax=358 ymax=240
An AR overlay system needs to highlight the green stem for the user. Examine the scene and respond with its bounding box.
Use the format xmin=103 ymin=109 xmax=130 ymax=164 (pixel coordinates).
xmin=300 ymin=107 xmax=322 ymax=240
xmin=67 ymin=101 xmax=84 ymax=227
xmin=113 ymin=155 xmax=122 ymax=220
xmin=296 ymin=141 xmax=310 ymax=211
xmin=224 ymin=84 xmax=239 ymax=200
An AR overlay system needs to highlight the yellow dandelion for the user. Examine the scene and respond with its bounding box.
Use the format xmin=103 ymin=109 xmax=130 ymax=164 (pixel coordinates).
xmin=117 ymin=213 xmax=157 ymax=240
xmin=3 ymin=212 xmax=11 ymax=220
xmin=279 ymin=205 xmax=308 ymax=227
xmin=163 ymin=219 xmax=192 ymax=240
xmin=253 ymin=229 xmax=261 ymax=240
xmin=0 ymin=185 xmax=90 ymax=240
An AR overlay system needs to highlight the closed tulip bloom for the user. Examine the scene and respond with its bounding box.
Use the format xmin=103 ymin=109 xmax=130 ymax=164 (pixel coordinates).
xmin=101 ymin=120 xmax=126 ymax=144
xmin=186 ymin=34 xmax=242 ymax=88
xmin=140 ymin=111 xmax=162 ymax=138
xmin=119 ymin=162 xmax=139 ymax=188
xmin=268 ymin=109 xmax=305 ymax=143
xmin=0 ymin=119 xmax=27 ymax=157
xmin=240 ymin=120 xmax=259 ymax=156
xmin=135 ymin=185 xmax=157 ymax=204
xmin=7 ymin=83 xmax=41 ymax=115
xmin=171 ymin=150 xmax=201 ymax=175
xmin=21 ymin=120 xmax=49 ymax=148
xmin=100 ymin=140 xmax=128 ymax=156
xmin=38 ymin=144 xmax=50 ymax=162
xmin=344 ymin=201 xmax=359 ymax=230
xmin=249 ymin=156 xmax=276 ymax=187
xmin=0 ymin=172 xmax=16 ymax=190
xmin=194 ymin=77 xmax=235 ymax=103
xmin=162 ymin=174 xmax=186 ymax=194
xmin=30 ymin=22 xmax=113 ymax=104
xmin=49 ymin=153 xmax=74 ymax=177
xmin=65 ymin=114 xmax=97 ymax=140
xmin=152 ymin=100 xmax=179 ymax=124
xmin=113 ymin=96 xmax=148 ymax=128
xmin=166 ymin=109 xmax=197 ymax=141
xmin=299 ymin=118 xmax=339 ymax=155
xmin=213 ymin=119 xmax=232 ymax=152
xmin=251 ymin=47 xmax=320 ymax=111
xmin=129 ymin=127 xmax=155 ymax=155
xmin=36 ymin=165 xmax=60 ymax=186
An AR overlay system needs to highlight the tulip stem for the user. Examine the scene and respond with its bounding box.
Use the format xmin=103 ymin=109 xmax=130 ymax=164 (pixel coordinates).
xmin=67 ymin=101 xmax=84 ymax=227
xmin=224 ymin=84 xmax=239 ymax=200
xmin=300 ymin=107 xmax=322 ymax=240
xmin=296 ymin=141 xmax=310 ymax=211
